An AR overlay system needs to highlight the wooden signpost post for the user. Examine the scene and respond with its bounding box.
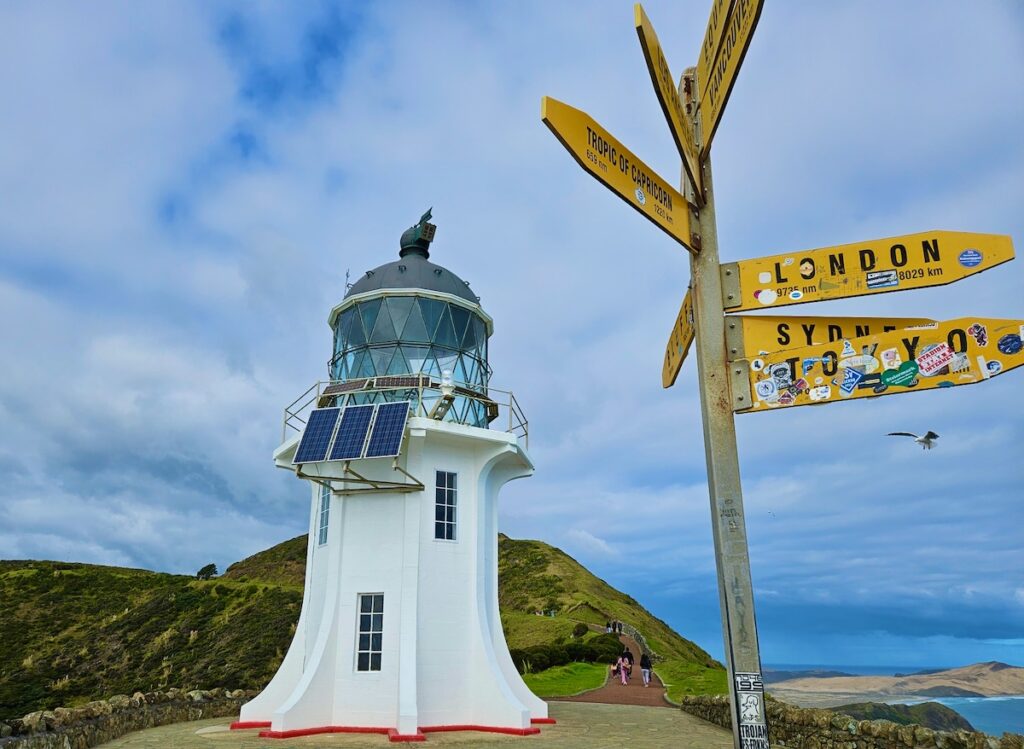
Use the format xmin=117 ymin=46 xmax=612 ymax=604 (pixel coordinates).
xmin=541 ymin=4 xmax=1020 ymax=748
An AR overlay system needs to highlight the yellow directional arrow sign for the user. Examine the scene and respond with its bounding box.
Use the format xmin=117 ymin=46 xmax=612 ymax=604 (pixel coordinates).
xmin=721 ymin=231 xmax=1015 ymax=312
xmin=697 ymin=0 xmax=764 ymax=157
xmin=696 ymin=0 xmax=736 ymax=111
xmin=725 ymin=315 xmax=935 ymax=362
xmin=732 ymin=317 xmax=1024 ymax=413
xmin=635 ymin=3 xmax=703 ymax=201
xmin=541 ymin=96 xmax=696 ymax=253
xmin=663 ymin=287 xmax=695 ymax=388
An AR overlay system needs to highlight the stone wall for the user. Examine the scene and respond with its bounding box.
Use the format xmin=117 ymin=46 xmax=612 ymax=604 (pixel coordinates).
xmin=679 ymin=694 xmax=1024 ymax=749
xmin=0 ymin=688 xmax=256 ymax=749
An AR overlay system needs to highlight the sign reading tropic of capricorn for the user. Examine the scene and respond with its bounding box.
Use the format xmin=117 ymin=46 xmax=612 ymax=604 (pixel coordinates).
xmin=541 ymin=4 xmax=1021 ymax=749
xmin=541 ymin=97 xmax=695 ymax=252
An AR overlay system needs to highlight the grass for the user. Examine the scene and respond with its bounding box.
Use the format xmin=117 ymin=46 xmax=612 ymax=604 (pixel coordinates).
xmin=655 ymin=658 xmax=729 ymax=702
xmin=500 ymin=611 xmax=577 ymax=650
xmin=522 ymin=662 xmax=607 ymax=697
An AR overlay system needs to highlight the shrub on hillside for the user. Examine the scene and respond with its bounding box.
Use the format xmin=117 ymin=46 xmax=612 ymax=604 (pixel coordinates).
xmin=571 ymin=622 xmax=588 ymax=638
xmin=509 ymin=632 xmax=624 ymax=674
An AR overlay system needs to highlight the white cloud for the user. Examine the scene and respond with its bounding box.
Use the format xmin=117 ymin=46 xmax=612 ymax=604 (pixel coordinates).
xmin=0 ymin=0 xmax=1021 ymax=665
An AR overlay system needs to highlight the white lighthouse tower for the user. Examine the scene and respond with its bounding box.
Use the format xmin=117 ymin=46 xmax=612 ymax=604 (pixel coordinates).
xmin=235 ymin=212 xmax=549 ymax=741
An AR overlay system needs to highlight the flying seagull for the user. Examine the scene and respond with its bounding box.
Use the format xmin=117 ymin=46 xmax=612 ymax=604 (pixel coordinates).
xmin=887 ymin=431 xmax=939 ymax=450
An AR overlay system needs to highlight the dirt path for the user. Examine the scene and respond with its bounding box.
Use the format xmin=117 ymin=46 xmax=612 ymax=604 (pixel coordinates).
xmin=552 ymin=634 xmax=671 ymax=708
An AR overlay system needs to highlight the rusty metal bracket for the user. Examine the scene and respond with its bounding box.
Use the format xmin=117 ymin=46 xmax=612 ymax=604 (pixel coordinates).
xmin=724 ymin=316 xmax=746 ymax=362
xmin=720 ymin=262 xmax=741 ymax=309
xmin=729 ymin=359 xmax=753 ymax=412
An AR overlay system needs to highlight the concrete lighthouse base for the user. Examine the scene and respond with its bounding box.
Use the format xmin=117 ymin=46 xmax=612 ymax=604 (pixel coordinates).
xmin=234 ymin=417 xmax=549 ymax=740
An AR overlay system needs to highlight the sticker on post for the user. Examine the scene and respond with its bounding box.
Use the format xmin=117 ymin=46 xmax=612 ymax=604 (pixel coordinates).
xmin=958 ymin=248 xmax=982 ymax=267
xmin=866 ymin=270 xmax=899 ymax=289
xmin=735 ymin=672 xmax=769 ymax=749
xmin=916 ymin=343 xmax=955 ymax=376
xmin=839 ymin=367 xmax=864 ymax=396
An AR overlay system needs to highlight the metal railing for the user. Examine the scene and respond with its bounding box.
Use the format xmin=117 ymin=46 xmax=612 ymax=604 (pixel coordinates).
xmin=282 ymin=374 xmax=529 ymax=448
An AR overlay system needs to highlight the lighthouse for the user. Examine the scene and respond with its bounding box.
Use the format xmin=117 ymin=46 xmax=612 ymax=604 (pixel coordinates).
xmin=235 ymin=211 xmax=548 ymax=740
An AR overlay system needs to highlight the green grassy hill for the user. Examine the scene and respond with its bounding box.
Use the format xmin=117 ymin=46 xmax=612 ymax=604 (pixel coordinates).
xmin=1 ymin=533 xmax=724 ymax=719
xmin=0 ymin=560 xmax=301 ymax=720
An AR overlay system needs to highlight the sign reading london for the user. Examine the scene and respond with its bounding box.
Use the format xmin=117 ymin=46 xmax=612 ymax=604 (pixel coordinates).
xmin=541 ymin=97 xmax=696 ymax=252
xmin=663 ymin=287 xmax=695 ymax=388
xmin=726 ymin=314 xmax=935 ymax=362
xmin=697 ymin=0 xmax=764 ymax=156
xmin=721 ymin=231 xmax=1015 ymax=312
xmin=634 ymin=3 xmax=703 ymax=200
xmin=735 ymin=317 xmax=1024 ymax=412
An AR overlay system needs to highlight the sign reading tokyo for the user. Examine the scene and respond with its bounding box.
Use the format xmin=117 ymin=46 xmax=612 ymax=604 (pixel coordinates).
xmin=735 ymin=318 xmax=1024 ymax=413
xmin=721 ymin=231 xmax=1015 ymax=312
xmin=663 ymin=288 xmax=695 ymax=388
xmin=634 ymin=3 xmax=703 ymax=201
xmin=541 ymin=96 xmax=696 ymax=253
xmin=697 ymin=0 xmax=764 ymax=157
xmin=726 ymin=315 xmax=935 ymax=362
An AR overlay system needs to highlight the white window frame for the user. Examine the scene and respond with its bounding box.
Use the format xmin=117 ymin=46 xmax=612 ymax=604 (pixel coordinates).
xmin=355 ymin=593 xmax=384 ymax=672
xmin=434 ymin=470 xmax=457 ymax=541
xmin=317 ymin=484 xmax=330 ymax=546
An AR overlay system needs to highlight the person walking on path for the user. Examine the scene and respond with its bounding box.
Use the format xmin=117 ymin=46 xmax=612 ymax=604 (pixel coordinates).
xmin=640 ymin=652 xmax=653 ymax=687
xmin=615 ymin=655 xmax=629 ymax=685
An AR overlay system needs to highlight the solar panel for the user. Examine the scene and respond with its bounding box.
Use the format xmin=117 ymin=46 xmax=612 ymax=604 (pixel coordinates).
xmin=375 ymin=375 xmax=423 ymax=389
xmin=328 ymin=404 xmax=375 ymax=461
xmin=293 ymin=408 xmax=341 ymax=464
xmin=322 ymin=380 xmax=369 ymax=397
xmin=364 ymin=401 xmax=411 ymax=458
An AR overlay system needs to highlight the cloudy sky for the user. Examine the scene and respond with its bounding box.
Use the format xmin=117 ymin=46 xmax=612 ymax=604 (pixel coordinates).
xmin=1 ymin=1 xmax=1022 ymax=669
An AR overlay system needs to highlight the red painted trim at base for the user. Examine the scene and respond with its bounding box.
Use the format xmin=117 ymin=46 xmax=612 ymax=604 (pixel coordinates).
xmin=531 ymin=717 xmax=557 ymax=724
xmin=256 ymin=723 xmax=540 ymax=740
xmin=258 ymin=725 xmax=392 ymax=739
xmin=420 ymin=724 xmax=541 ymax=736
xmin=387 ymin=729 xmax=426 ymax=742
xmin=230 ymin=721 xmax=271 ymax=730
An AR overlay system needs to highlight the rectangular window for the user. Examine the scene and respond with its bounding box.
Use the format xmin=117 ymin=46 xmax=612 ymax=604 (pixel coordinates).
xmin=434 ymin=471 xmax=457 ymax=541
xmin=356 ymin=594 xmax=384 ymax=672
xmin=318 ymin=484 xmax=330 ymax=546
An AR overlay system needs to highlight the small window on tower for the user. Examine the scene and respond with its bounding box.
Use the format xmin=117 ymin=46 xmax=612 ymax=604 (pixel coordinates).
xmin=356 ymin=594 xmax=384 ymax=672
xmin=318 ymin=484 xmax=330 ymax=546
xmin=434 ymin=470 xmax=457 ymax=541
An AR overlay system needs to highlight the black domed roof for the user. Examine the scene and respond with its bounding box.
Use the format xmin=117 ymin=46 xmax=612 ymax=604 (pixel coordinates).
xmin=345 ymin=253 xmax=479 ymax=304
xmin=345 ymin=210 xmax=479 ymax=304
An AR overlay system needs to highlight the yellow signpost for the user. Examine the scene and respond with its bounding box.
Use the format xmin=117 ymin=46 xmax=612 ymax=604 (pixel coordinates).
xmin=733 ymin=318 xmax=1024 ymax=413
xmin=725 ymin=315 xmax=935 ymax=362
xmin=542 ymin=4 xmax=1021 ymax=748
xmin=635 ymin=3 xmax=703 ymax=201
xmin=697 ymin=0 xmax=764 ymax=156
xmin=721 ymin=231 xmax=1016 ymax=312
xmin=663 ymin=287 xmax=695 ymax=387
xmin=696 ymin=0 xmax=734 ymax=106
xmin=541 ymin=96 xmax=696 ymax=253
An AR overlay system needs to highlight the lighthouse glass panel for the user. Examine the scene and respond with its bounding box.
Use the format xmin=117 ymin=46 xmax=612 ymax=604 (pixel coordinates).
xmin=356 ymin=594 xmax=384 ymax=672
xmin=331 ymin=294 xmax=491 ymax=427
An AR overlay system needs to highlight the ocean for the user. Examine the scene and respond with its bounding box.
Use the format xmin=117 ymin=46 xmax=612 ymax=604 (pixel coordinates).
xmin=764 ymin=664 xmax=1024 ymax=737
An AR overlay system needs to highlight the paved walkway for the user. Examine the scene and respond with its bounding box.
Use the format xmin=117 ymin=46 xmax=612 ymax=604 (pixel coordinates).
xmin=553 ymin=634 xmax=670 ymax=708
xmin=97 ymin=702 xmax=732 ymax=748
